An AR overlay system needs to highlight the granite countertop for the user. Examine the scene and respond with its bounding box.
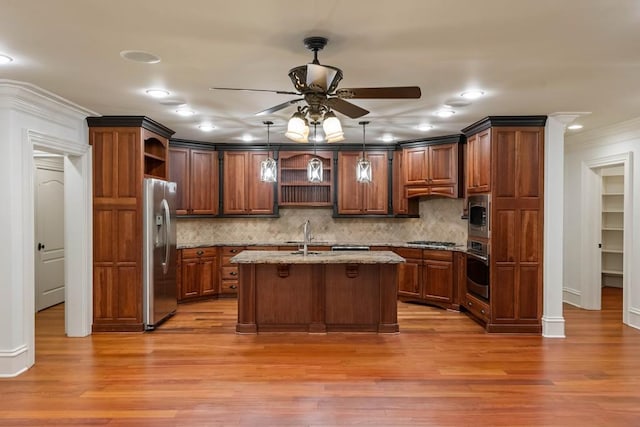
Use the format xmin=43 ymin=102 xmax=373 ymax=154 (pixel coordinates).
xmin=179 ymin=241 xmax=466 ymax=252
xmin=230 ymin=250 xmax=406 ymax=264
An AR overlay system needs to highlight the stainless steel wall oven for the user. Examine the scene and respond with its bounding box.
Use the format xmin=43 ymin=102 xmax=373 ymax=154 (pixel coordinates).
xmin=466 ymin=240 xmax=489 ymax=301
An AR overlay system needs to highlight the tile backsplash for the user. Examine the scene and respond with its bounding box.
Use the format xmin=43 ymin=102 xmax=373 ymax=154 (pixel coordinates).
xmin=177 ymin=198 xmax=467 ymax=246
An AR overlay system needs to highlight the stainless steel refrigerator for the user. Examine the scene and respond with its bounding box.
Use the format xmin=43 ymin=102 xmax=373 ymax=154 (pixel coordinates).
xmin=143 ymin=178 xmax=178 ymax=330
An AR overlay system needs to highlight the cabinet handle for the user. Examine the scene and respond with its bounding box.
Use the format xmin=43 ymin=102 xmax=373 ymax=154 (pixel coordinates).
xmin=196 ymin=250 xmax=204 ymax=256
xmin=230 ymin=285 xmax=238 ymax=289
xmin=230 ymin=271 xmax=238 ymax=276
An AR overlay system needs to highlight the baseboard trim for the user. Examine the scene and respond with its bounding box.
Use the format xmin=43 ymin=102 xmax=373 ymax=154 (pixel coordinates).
xmin=542 ymin=316 xmax=566 ymax=338
xmin=0 ymin=344 xmax=31 ymax=378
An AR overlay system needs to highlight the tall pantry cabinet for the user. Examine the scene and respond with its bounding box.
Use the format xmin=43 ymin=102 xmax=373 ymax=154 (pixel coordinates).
xmin=88 ymin=116 xmax=175 ymax=332
xmin=462 ymin=116 xmax=547 ymax=334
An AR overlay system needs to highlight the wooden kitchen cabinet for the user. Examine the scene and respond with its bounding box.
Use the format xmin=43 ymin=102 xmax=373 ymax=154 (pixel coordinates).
xmin=337 ymin=151 xmax=389 ymax=215
xmin=422 ymin=250 xmax=454 ymax=306
xmin=278 ymin=151 xmax=333 ymax=206
xmin=223 ymin=151 xmax=275 ymax=215
xmin=466 ymin=128 xmax=491 ymax=194
xmin=220 ymin=246 xmax=244 ymax=296
xmin=394 ymin=248 xmax=422 ymax=298
xmin=178 ymin=247 xmax=218 ymax=302
xmin=403 ymin=142 xmax=461 ymax=198
xmin=393 ymin=149 xmax=418 ymax=216
xmin=169 ymin=146 xmax=218 ymax=216
xmin=462 ymin=116 xmax=547 ymax=333
xmin=88 ymin=116 xmax=175 ymax=332
xmin=394 ymin=247 xmax=457 ymax=310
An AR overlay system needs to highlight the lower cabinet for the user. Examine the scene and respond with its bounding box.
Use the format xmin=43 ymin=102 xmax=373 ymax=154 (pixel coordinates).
xmin=394 ymin=248 xmax=457 ymax=310
xmin=178 ymin=247 xmax=218 ymax=302
xmin=220 ymin=246 xmax=244 ymax=296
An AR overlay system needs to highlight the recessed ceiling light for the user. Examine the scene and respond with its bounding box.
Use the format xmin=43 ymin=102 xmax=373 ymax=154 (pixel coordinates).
xmin=460 ymin=90 xmax=485 ymax=99
xmin=120 ymin=50 xmax=161 ymax=64
xmin=175 ymin=109 xmax=195 ymax=117
xmin=567 ymin=124 xmax=583 ymax=130
xmin=418 ymin=124 xmax=433 ymax=131
xmin=198 ymin=123 xmax=215 ymax=132
xmin=382 ymin=134 xmax=394 ymax=143
xmin=145 ymin=89 xmax=170 ymax=98
xmin=242 ymin=134 xmax=254 ymax=142
xmin=0 ymin=54 xmax=14 ymax=64
xmin=435 ymin=109 xmax=456 ymax=118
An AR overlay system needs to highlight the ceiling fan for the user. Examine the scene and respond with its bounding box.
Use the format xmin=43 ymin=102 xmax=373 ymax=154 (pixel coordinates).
xmin=211 ymin=36 xmax=421 ymax=135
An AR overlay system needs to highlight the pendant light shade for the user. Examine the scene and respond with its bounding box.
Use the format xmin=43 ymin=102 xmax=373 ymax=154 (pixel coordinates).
xmin=322 ymin=111 xmax=344 ymax=142
xmin=307 ymin=157 xmax=323 ymax=182
xmin=260 ymin=120 xmax=277 ymax=183
xmin=356 ymin=120 xmax=372 ymax=183
xmin=307 ymin=122 xmax=323 ymax=183
xmin=285 ymin=111 xmax=309 ymax=143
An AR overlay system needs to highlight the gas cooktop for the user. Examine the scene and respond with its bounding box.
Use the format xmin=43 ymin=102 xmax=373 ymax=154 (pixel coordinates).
xmin=407 ymin=240 xmax=457 ymax=248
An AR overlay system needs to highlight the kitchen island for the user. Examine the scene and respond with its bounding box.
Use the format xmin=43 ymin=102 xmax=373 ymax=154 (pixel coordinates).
xmin=230 ymin=250 xmax=405 ymax=334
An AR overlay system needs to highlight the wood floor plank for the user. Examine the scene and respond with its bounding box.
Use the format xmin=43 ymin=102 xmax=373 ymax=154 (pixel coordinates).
xmin=0 ymin=287 xmax=639 ymax=426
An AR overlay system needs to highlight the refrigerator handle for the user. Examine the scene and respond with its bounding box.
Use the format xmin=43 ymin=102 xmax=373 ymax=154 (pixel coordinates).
xmin=161 ymin=198 xmax=171 ymax=275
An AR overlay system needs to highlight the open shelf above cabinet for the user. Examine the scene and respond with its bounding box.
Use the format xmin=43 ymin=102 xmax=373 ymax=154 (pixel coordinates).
xmin=278 ymin=151 xmax=333 ymax=207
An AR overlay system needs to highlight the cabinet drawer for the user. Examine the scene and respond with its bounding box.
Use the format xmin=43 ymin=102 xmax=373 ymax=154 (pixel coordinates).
xmin=464 ymin=292 xmax=490 ymax=323
xmin=220 ymin=280 xmax=239 ymax=294
xmin=423 ymin=249 xmax=453 ymax=261
xmin=222 ymin=246 xmax=245 ymax=257
xmin=221 ymin=266 xmax=239 ymax=279
xmin=181 ymin=247 xmax=218 ymax=258
xmin=394 ymin=247 xmax=423 ymax=259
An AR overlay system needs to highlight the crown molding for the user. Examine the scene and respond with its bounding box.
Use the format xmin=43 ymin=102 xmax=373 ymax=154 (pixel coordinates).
xmin=565 ymin=116 xmax=640 ymax=152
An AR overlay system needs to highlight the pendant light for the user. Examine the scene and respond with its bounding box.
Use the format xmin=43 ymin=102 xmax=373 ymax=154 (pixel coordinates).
xmin=260 ymin=121 xmax=277 ymax=182
xmin=356 ymin=121 xmax=372 ymax=183
xmin=307 ymin=122 xmax=323 ymax=183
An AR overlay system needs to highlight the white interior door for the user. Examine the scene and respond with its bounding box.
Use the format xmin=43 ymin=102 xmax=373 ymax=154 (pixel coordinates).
xmin=35 ymin=164 xmax=65 ymax=311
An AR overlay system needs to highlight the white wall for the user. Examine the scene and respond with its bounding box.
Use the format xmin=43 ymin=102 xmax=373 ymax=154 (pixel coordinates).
xmin=565 ymin=117 xmax=640 ymax=329
xmin=0 ymin=80 xmax=95 ymax=377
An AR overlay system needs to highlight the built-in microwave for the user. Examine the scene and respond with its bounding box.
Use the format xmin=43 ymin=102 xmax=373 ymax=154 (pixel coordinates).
xmin=468 ymin=194 xmax=490 ymax=239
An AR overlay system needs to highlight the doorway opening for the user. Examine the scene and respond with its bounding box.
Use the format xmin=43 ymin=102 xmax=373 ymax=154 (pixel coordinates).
xmin=581 ymin=152 xmax=632 ymax=326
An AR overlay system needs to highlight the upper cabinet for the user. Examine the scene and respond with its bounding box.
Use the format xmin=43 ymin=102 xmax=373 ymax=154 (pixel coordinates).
xmin=466 ymin=128 xmax=491 ymax=194
xmin=337 ymin=151 xmax=389 ymax=215
xmin=278 ymin=151 xmax=333 ymax=207
xmin=222 ymin=151 xmax=276 ymax=215
xmin=402 ymin=139 xmax=462 ymax=199
xmin=169 ymin=147 xmax=218 ymax=216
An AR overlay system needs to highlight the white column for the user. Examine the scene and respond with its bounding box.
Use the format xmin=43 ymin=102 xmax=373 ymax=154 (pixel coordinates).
xmin=543 ymin=113 xmax=582 ymax=337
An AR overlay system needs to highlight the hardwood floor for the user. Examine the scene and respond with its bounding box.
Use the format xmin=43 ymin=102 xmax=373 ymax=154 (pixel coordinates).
xmin=1 ymin=287 xmax=639 ymax=426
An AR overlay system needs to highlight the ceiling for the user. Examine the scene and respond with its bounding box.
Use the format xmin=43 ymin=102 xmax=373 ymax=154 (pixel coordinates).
xmin=2 ymin=0 xmax=640 ymax=145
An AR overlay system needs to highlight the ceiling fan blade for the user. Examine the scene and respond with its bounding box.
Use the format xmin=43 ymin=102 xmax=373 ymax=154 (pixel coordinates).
xmin=255 ymin=98 xmax=303 ymax=116
xmin=210 ymin=87 xmax=300 ymax=96
xmin=326 ymin=98 xmax=370 ymax=119
xmin=335 ymin=86 xmax=421 ymax=99
xmin=306 ymin=63 xmax=338 ymax=92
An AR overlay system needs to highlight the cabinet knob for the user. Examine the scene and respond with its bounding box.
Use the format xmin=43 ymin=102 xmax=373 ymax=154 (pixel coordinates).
xmin=230 ymin=285 xmax=238 ymax=289
xmin=230 ymin=271 xmax=238 ymax=276
xmin=480 ymin=309 xmax=486 ymax=315
xmin=196 ymin=250 xmax=204 ymax=256
xmin=467 ymin=301 xmax=473 ymax=307
xmin=231 ymin=249 xmax=239 ymax=253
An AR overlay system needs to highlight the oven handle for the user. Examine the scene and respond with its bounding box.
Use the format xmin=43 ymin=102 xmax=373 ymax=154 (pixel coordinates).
xmin=466 ymin=251 xmax=489 ymax=265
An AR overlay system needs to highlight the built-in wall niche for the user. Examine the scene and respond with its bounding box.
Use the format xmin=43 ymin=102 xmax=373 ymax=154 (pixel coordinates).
xmin=601 ymin=166 xmax=624 ymax=288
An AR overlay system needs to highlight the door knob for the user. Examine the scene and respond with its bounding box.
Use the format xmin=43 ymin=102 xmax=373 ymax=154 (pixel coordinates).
xmin=37 ymin=242 xmax=45 ymax=251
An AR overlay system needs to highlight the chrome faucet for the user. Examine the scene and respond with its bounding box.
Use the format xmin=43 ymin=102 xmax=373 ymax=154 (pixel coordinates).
xmin=302 ymin=219 xmax=311 ymax=256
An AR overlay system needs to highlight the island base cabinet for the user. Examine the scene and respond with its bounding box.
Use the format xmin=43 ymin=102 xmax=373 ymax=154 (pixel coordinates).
xmin=236 ymin=263 xmax=399 ymax=334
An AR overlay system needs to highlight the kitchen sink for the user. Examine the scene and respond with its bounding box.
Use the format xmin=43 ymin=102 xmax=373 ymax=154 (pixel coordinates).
xmin=290 ymin=250 xmax=322 ymax=255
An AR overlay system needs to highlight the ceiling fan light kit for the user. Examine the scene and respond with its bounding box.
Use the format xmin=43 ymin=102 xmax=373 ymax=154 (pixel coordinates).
xmin=212 ymin=35 xmax=421 ymax=144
